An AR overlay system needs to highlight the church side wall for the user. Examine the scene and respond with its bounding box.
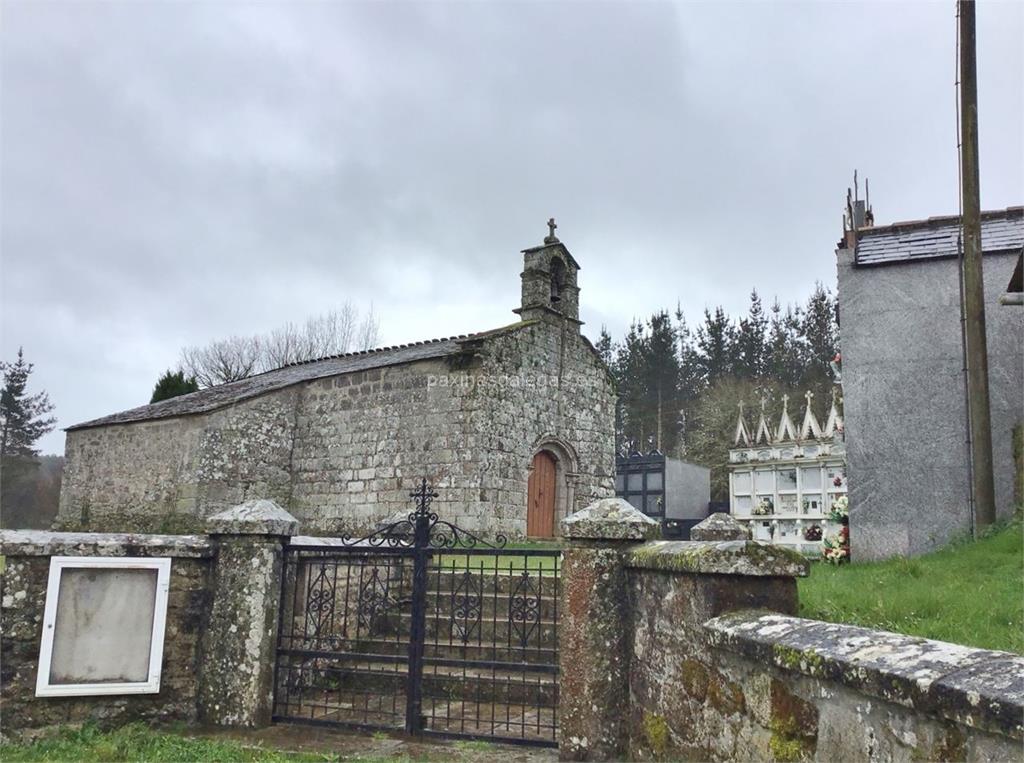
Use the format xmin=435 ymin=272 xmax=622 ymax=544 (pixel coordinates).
xmin=287 ymin=358 xmax=482 ymax=534
xmin=58 ymin=389 xmax=300 ymax=532
xmin=59 ymin=418 xmax=205 ymax=531
xmin=838 ymin=248 xmax=1023 ymax=560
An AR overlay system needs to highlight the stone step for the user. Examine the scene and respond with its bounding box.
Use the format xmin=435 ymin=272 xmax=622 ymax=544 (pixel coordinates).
xmin=423 ymin=591 xmax=560 ymax=620
xmin=276 ymin=659 xmax=557 ymax=706
xmin=275 ymin=692 xmax=558 ymax=744
xmin=280 ymin=634 xmax=557 ymax=666
xmin=282 ymin=610 xmax=559 ymax=646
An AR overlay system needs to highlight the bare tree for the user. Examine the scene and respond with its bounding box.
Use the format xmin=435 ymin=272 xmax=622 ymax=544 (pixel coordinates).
xmin=180 ymin=335 xmax=261 ymax=388
xmin=356 ymin=304 xmax=380 ymax=353
xmin=178 ymin=302 xmax=381 ymax=388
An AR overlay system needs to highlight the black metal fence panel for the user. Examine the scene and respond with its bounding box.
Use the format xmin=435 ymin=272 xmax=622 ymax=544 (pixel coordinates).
xmin=272 ymin=480 xmax=560 ymax=748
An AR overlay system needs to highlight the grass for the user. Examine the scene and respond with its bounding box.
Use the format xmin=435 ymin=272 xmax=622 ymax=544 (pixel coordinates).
xmin=798 ymin=519 xmax=1024 ymax=654
xmin=0 ymin=723 xmax=337 ymax=763
xmin=436 ymin=540 xmax=561 ymax=573
xmin=0 ymin=725 xmax=506 ymax=763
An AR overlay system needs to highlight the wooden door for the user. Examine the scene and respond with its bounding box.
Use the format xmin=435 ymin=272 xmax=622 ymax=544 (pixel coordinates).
xmin=527 ymin=451 xmax=557 ymax=538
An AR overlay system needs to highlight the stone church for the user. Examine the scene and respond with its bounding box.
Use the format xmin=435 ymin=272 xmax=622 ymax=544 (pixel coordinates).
xmin=58 ymin=225 xmax=617 ymax=538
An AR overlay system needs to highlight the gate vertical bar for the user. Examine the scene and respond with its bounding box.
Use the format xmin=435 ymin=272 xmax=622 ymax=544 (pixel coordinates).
xmin=405 ymin=480 xmax=436 ymax=735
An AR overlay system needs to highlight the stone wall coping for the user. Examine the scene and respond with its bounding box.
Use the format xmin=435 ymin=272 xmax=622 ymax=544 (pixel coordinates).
xmin=689 ymin=512 xmax=751 ymax=541
xmin=626 ymin=540 xmax=809 ymax=577
xmin=561 ymin=497 xmax=661 ymax=541
xmin=705 ymin=610 xmax=1024 ymax=740
xmin=0 ymin=529 xmax=214 ymax=558
xmin=205 ymin=499 xmax=299 ymax=537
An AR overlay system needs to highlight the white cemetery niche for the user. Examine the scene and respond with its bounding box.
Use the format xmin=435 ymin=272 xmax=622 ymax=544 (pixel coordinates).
xmin=727 ymin=392 xmax=847 ymax=555
xmin=36 ymin=557 xmax=171 ymax=697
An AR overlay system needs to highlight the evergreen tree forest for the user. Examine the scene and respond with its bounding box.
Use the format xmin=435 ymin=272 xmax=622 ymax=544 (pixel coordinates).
xmin=601 ymin=283 xmax=840 ymax=499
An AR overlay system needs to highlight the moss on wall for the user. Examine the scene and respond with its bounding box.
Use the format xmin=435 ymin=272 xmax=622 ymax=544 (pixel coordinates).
xmin=642 ymin=712 xmax=670 ymax=758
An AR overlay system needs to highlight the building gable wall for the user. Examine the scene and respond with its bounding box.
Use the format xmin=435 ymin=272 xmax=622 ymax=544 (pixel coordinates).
xmin=837 ymin=248 xmax=1023 ymax=559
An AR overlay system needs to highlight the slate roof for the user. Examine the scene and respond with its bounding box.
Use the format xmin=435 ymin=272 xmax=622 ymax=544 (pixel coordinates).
xmin=67 ymin=322 xmax=532 ymax=431
xmin=854 ymin=206 xmax=1023 ymax=266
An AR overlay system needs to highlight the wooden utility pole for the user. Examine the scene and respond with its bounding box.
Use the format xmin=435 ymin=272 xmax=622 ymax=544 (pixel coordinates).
xmin=959 ymin=0 xmax=996 ymax=529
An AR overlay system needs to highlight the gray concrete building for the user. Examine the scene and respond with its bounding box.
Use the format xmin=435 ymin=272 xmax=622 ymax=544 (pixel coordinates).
xmin=58 ymin=227 xmax=616 ymax=538
xmin=837 ymin=206 xmax=1023 ymax=560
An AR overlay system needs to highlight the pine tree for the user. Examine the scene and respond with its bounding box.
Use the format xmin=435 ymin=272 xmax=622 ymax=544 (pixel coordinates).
xmin=1 ymin=348 xmax=56 ymax=459
xmin=643 ymin=311 xmax=682 ymax=454
xmin=734 ymin=290 xmax=768 ymax=382
xmin=800 ymin=283 xmax=839 ymax=402
xmin=150 ymin=369 xmax=200 ymax=404
xmin=614 ymin=320 xmax=650 ymax=450
xmin=765 ymin=300 xmax=804 ymax=389
xmin=695 ymin=307 xmax=735 ymax=387
xmin=1 ymin=348 xmax=57 ymax=524
xmin=675 ymin=307 xmax=704 ymax=452
xmin=595 ymin=326 xmax=614 ymax=367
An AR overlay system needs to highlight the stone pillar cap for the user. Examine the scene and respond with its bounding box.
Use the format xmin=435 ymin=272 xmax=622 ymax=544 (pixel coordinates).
xmin=560 ymin=497 xmax=661 ymax=541
xmin=206 ymin=499 xmax=299 ymax=537
xmin=690 ymin=512 xmax=751 ymax=541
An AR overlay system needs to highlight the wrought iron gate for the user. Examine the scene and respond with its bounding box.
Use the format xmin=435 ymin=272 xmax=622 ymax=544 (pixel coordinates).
xmin=272 ymin=480 xmax=561 ymax=747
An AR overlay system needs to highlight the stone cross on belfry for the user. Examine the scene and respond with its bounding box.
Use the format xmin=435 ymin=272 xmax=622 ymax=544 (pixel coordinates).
xmin=760 ymin=396 xmax=767 ymax=412
xmin=781 ymin=394 xmax=789 ymax=410
xmin=805 ymin=390 xmax=814 ymax=408
xmin=544 ymin=217 xmax=559 ymax=244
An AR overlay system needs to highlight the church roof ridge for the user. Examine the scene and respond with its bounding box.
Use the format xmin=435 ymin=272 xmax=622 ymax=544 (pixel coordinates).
xmin=66 ymin=321 xmax=539 ymax=432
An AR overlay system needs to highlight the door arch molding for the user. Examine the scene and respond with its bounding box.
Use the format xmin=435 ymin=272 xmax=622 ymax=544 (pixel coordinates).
xmin=526 ymin=436 xmax=580 ymax=537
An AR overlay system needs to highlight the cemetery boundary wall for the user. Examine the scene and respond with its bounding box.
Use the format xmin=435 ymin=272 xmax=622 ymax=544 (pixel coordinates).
xmin=559 ymin=502 xmax=1024 ymax=762
xmin=1 ymin=500 xmax=296 ymax=738
xmin=1 ymin=532 xmax=214 ymax=734
xmin=2 ymin=499 xmax=1022 ymax=763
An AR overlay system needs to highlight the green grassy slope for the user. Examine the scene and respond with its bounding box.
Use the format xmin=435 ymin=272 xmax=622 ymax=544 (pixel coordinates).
xmin=0 ymin=724 xmax=335 ymax=762
xmin=798 ymin=520 xmax=1023 ymax=654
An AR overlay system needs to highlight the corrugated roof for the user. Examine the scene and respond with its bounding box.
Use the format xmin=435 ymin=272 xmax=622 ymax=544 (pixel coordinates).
xmin=68 ymin=322 xmax=533 ymax=431
xmin=854 ymin=206 xmax=1023 ymax=266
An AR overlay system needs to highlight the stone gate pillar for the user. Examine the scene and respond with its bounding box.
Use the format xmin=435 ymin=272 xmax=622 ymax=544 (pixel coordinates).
xmin=197 ymin=499 xmax=299 ymax=727
xmin=558 ymin=498 xmax=660 ymax=761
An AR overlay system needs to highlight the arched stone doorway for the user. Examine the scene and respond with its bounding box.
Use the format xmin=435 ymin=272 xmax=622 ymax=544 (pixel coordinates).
xmin=526 ymin=438 xmax=579 ymax=538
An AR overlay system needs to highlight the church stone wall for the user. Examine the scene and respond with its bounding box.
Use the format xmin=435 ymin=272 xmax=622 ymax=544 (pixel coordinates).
xmin=58 ymin=321 xmax=615 ymax=538
xmin=287 ymin=357 xmax=476 ymax=533
xmin=59 ymin=389 xmax=300 ymax=532
xmin=469 ymin=320 xmax=616 ymax=535
xmin=60 ymin=417 xmax=203 ymax=531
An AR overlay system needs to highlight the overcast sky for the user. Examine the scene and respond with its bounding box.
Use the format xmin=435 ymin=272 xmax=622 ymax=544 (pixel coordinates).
xmin=2 ymin=1 xmax=1022 ymax=455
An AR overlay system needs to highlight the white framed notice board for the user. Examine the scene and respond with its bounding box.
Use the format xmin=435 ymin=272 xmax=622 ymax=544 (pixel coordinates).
xmin=35 ymin=556 xmax=171 ymax=697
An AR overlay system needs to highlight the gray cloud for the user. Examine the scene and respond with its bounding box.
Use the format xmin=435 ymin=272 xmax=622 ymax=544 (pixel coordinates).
xmin=2 ymin=0 xmax=1021 ymax=455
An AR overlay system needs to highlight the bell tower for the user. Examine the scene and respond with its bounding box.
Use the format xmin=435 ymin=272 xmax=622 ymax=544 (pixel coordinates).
xmin=514 ymin=218 xmax=581 ymax=329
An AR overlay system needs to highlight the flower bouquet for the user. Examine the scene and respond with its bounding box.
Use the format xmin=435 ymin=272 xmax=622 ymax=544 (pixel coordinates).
xmin=822 ymin=525 xmax=850 ymax=564
xmin=803 ymin=524 xmax=823 ymax=541
xmin=828 ymin=495 xmax=849 ymax=524
xmin=752 ymin=497 xmax=774 ymax=516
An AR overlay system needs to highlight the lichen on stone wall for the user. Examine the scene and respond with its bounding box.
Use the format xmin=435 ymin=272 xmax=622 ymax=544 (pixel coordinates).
xmin=641 ymin=711 xmax=671 ymax=758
